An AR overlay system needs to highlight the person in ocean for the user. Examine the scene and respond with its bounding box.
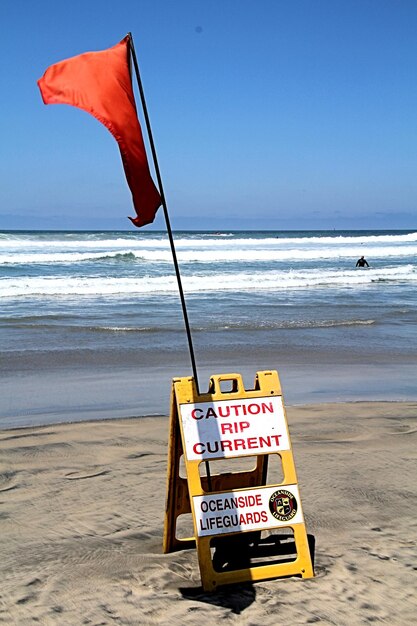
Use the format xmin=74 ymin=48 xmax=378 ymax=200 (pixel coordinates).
xmin=356 ymin=256 xmax=369 ymax=267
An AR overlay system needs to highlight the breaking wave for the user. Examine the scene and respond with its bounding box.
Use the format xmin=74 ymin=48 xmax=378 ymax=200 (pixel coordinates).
xmin=1 ymin=265 xmax=415 ymax=298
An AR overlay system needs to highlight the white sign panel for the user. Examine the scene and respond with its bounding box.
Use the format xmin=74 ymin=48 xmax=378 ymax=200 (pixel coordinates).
xmin=193 ymin=484 xmax=304 ymax=537
xmin=179 ymin=396 xmax=289 ymax=461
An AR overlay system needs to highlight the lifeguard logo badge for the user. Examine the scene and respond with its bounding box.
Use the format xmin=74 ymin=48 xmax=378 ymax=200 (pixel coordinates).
xmin=269 ymin=489 xmax=298 ymax=522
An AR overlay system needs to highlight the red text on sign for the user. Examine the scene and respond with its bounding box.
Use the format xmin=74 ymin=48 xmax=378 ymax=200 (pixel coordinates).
xmin=220 ymin=421 xmax=250 ymax=434
xmin=192 ymin=433 xmax=282 ymax=456
xmin=191 ymin=401 xmax=274 ymax=420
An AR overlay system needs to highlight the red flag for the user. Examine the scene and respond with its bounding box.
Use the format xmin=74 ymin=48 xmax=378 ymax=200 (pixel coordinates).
xmin=37 ymin=36 xmax=161 ymax=227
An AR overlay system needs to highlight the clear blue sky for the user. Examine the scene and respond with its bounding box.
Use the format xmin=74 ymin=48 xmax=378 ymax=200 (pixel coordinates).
xmin=0 ymin=0 xmax=416 ymax=230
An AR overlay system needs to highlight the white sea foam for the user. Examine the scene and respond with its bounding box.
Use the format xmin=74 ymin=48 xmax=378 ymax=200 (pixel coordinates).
xmin=1 ymin=265 xmax=415 ymax=298
xmin=1 ymin=244 xmax=416 ymax=265
xmin=0 ymin=230 xmax=416 ymax=250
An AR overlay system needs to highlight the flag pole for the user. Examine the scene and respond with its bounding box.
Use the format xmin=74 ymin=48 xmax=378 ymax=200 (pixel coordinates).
xmin=127 ymin=33 xmax=200 ymax=395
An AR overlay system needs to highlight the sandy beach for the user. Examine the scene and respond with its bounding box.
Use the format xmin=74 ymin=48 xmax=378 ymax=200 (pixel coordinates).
xmin=1 ymin=400 xmax=416 ymax=625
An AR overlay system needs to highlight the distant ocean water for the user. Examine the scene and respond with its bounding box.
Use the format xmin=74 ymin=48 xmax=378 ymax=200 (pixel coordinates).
xmin=1 ymin=229 xmax=416 ymax=427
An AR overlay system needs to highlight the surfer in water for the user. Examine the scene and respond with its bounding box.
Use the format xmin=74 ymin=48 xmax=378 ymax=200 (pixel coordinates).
xmin=356 ymin=256 xmax=369 ymax=268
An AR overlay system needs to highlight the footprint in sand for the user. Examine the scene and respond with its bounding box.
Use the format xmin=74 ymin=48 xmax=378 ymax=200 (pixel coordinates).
xmin=0 ymin=471 xmax=18 ymax=492
xmin=64 ymin=468 xmax=109 ymax=480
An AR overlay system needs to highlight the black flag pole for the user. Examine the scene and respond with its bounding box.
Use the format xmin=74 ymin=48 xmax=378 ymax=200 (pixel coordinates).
xmin=128 ymin=32 xmax=200 ymax=395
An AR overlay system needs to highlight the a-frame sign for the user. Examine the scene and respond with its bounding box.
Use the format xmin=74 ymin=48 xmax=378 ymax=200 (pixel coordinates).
xmin=163 ymin=370 xmax=314 ymax=591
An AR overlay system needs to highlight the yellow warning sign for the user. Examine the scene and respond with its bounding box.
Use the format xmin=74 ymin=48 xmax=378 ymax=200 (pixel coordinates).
xmin=163 ymin=370 xmax=314 ymax=591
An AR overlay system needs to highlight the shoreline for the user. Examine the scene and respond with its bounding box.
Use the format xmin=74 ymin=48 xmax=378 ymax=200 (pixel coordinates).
xmin=2 ymin=359 xmax=417 ymax=430
xmin=0 ymin=398 xmax=414 ymax=433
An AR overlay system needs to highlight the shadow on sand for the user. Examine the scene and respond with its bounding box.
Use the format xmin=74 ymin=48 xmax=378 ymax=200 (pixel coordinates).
xmin=180 ymin=532 xmax=315 ymax=614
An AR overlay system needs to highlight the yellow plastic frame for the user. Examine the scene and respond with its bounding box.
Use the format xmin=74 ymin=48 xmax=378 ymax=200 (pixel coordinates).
xmin=163 ymin=370 xmax=314 ymax=591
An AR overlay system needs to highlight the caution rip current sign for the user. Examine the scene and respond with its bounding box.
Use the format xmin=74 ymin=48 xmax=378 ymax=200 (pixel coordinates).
xmin=194 ymin=483 xmax=303 ymax=537
xmin=163 ymin=370 xmax=314 ymax=591
xmin=180 ymin=395 xmax=290 ymax=461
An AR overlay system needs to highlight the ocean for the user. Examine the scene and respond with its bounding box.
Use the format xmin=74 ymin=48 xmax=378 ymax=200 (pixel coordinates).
xmin=1 ymin=229 xmax=416 ymax=428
